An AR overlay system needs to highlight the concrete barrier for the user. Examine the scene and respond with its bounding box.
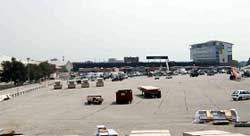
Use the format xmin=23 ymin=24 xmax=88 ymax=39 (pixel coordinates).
xmin=0 ymin=81 xmax=55 ymax=102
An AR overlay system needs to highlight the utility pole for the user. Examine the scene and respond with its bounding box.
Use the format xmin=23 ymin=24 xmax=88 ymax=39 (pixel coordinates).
xmin=27 ymin=57 xmax=30 ymax=83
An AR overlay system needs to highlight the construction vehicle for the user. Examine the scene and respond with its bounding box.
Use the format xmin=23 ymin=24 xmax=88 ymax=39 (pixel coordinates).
xmin=193 ymin=109 xmax=239 ymax=124
xmin=96 ymin=125 xmax=118 ymax=136
xmin=129 ymin=130 xmax=171 ymax=136
xmin=138 ymin=86 xmax=161 ymax=98
xmin=68 ymin=80 xmax=76 ymax=89
xmin=96 ymin=78 xmax=104 ymax=87
xmin=81 ymin=79 xmax=90 ymax=88
xmin=54 ymin=80 xmax=63 ymax=89
xmin=230 ymin=67 xmax=241 ymax=80
xmin=87 ymin=95 xmax=103 ymax=105
xmin=116 ymin=89 xmax=133 ymax=104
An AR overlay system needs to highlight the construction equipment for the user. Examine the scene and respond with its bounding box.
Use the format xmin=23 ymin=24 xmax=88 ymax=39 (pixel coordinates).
xmin=68 ymin=80 xmax=76 ymax=89
xmin=193 ymin=109 xmax=239 ymax=124
xmin=96 ymin=125 xmax=119 ymax=136
xmin=116 ymin=89 xmax=133 ymax=104
xmin=81 ymin=79 xmax=90 ymax=88
xmin=96 ymin=78 xmax=104 ymax=87
xmin=54 ymin=80 xmax=63 ymax=89
xmin=138 ymin=86 xmax=161 ymax=98
xmin=129 ymin=130 xmax=171 ymax=136
xmin=87 ymin=95 xmax=103 ymax=105
xmin=230 ymin=67 xmax=241 ymax=80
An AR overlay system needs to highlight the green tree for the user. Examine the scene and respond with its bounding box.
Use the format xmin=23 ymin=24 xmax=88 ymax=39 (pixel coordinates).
xmin=0 ymin=58 xmax=27 ymax=85
xmin=247 ymin=58 xmax=250 ymax=66
xmin=231 ymin=60 xmax=239 ymax=67
xmin=27 ymin=64 xmax=42 ymax=82
xmin=39 ymin=62 xmax=56 ymax=78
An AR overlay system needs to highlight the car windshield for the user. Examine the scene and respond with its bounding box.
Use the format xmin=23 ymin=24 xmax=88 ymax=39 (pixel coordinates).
xmin=233 ymin=91 xmax=239 ymax=95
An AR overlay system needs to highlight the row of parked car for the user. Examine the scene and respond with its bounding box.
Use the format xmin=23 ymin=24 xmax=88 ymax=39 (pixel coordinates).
xmin=53 ymin=78 xmax=104 ymax=90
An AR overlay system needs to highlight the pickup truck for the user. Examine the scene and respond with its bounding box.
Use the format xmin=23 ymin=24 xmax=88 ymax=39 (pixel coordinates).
xmin=87 ymin=95 xmax=104 ymax=105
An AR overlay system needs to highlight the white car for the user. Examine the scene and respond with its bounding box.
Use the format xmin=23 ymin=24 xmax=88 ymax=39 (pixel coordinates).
xmin=231 ymin=90 xmax=250 ymax=101
xmin=96 ymin=125 xmax=118 ymax=136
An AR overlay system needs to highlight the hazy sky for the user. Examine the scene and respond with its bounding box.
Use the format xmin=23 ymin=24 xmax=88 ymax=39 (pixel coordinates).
xmin=0 ymin=0 xmax=249 ymax=62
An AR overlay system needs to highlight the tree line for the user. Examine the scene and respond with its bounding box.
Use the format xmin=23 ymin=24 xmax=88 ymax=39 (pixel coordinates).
xmin=0 ymin=58 xmax=56 ymax=85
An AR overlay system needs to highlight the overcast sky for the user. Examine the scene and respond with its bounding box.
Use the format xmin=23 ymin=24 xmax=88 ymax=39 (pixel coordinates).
xmin=0 ymin=0 xmax=249 ymax=62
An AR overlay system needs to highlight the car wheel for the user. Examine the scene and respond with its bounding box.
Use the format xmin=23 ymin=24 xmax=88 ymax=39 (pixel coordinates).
xmin=238 ymin=97 xmax=242 ymax=101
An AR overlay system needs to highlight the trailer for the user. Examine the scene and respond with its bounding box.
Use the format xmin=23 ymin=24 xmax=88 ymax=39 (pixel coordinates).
xmin=87 ymin=95 xmax=103 ymax=105
xmin=138 ymin=86 xmax=161 ymax=98
xmin=54 ymin=80 xmax=63 ymax=89
xmin=116 ymin=89 xmax=133 ymax=104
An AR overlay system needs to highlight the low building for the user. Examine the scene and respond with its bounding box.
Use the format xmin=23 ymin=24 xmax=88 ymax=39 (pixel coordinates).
xmin=48 ymin=58 xmax=73 ymax=72
xmin=124 ymin=57 xmax=139 ymax=63
xmin=190 ymin=40 xmax=233 ymax=65
xmin=108 ymin=58 xmax=123 ymax=63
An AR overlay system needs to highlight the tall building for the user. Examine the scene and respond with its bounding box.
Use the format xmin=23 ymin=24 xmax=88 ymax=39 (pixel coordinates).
xmin=190 ymin=41 xmax=233 ymax=65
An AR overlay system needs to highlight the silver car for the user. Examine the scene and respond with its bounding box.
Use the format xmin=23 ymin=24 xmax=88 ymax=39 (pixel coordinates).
xmin=232 ymin=90 xmax=250 ymax=101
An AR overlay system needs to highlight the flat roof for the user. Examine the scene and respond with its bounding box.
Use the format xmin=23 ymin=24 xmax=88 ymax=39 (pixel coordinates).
xmin=190 ymin=40 xmax=233 ymax=47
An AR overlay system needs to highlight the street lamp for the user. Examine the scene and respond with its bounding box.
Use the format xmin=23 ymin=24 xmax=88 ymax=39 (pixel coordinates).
xmin=27 ymin=57 xmax=30 ymax=83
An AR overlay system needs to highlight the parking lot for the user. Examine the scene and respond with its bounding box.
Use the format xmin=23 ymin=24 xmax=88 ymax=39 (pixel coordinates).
xmin=0 ymin=74 xmax=250 ymax=136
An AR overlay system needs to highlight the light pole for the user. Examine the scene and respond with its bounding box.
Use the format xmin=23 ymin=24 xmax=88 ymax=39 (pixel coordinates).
xmin=27 ymin=57 xmax=30 ymax=83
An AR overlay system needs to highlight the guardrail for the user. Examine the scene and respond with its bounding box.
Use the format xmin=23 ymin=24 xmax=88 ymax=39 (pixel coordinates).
xmin=1 ymin=81 xmax=55 ymax=102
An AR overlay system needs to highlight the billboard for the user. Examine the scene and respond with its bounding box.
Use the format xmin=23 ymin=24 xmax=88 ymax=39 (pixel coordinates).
xmin=146 ymin=56 xmax=168 ymax=60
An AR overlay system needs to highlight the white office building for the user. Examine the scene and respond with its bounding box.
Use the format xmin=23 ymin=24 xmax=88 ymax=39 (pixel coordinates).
xmin=190 ymin=41 xmax=233 ymax=64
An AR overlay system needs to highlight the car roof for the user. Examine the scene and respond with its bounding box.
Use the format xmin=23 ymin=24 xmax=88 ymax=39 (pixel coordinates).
xmin=235 ymin=90 xmax=248 ymax=92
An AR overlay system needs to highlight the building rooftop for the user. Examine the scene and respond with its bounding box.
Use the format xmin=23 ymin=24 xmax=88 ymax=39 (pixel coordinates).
xmin=190 ymin=40 xmax=233 ymax=47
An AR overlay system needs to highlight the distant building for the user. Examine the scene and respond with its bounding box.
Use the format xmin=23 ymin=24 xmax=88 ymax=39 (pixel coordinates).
xmin=190 ymin=41 xmax=233 ymax=65
xmin=108 ymin=58 xmax=123 ymax=63
xmin=124 ymin=57 xmax=139 ymax=63
xmin=49 ymin=58 xmax=73 ymax=72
